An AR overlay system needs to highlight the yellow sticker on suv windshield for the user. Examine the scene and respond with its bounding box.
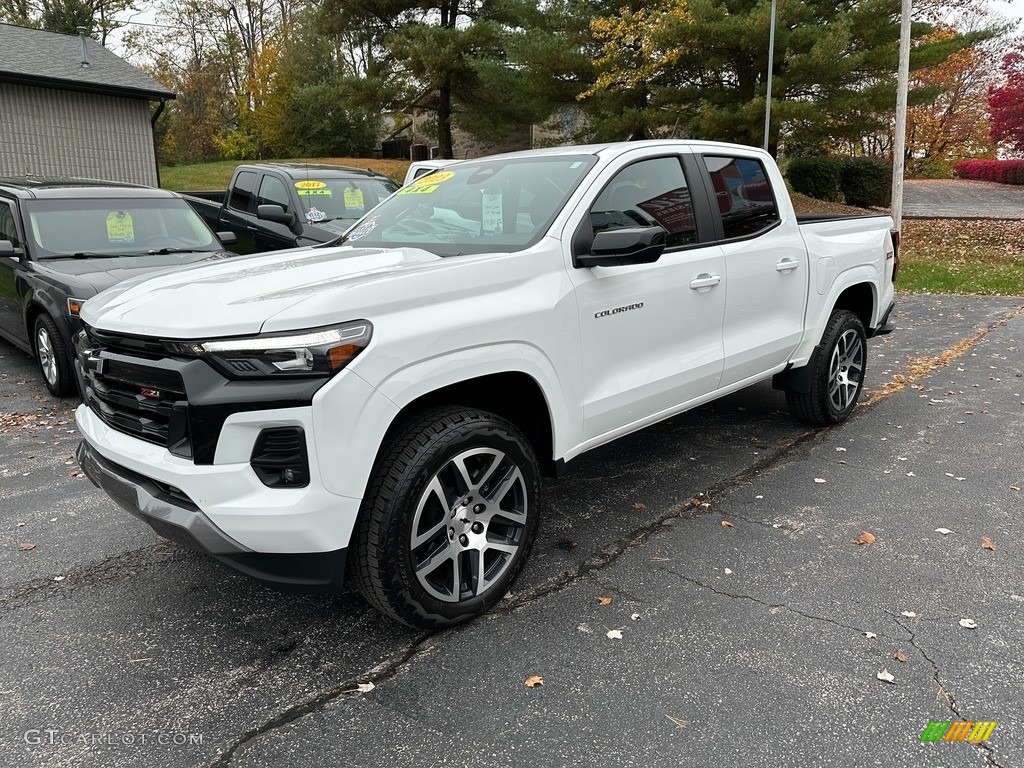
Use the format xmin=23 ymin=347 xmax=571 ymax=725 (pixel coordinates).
xmin=106 ymin=211 xmax=134 ymax=243
xmin=295 ymin=180 xmax=327 ymax=189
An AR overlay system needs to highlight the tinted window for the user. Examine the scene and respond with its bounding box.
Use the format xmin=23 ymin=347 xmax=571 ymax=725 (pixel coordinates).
xmin=590 ymin=157 xmax=697 ymax=248
xmin=257 ymin=175 xmax=290 ymax=210
xmin=294 ymin=177 xmax=398 ymax=224
xmin=23 ymin=198 xmax=218 ymax=257
xmin=0 ymin=202 xmax=19 ymax=248
xmin=229 ymin=170 xmax=258 ymax=213
xmin=703 ymin=156 xmax=779 ymax=239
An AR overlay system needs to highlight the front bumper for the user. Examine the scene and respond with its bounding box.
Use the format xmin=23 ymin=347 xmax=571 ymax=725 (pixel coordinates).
xmin=77 ymin=440 xmax=347 ymax=592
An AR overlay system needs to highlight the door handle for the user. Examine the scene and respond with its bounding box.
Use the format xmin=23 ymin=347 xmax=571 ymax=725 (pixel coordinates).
xmin=776 ymin=259 xmax=799 ymax=272
xmin=246 ymin=225 xmax=259 ymax=233
xmin=689 ymin=274 xmax=721 ymax=291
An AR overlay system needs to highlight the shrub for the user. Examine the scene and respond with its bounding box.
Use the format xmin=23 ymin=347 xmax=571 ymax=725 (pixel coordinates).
xmin=840 ymin=157 xmax=891 ymax=207
xmin=786 ymin=157 xmax=844 ymax=202
xmin=954 ymin=159 xmax=1024 ymax=185
xmin=908 ymin=157 xmax=952 ymax=179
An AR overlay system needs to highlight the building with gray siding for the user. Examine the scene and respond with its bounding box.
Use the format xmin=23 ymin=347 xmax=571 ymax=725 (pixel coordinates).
xmin=0 ymin=23 xmax=174 ymax=186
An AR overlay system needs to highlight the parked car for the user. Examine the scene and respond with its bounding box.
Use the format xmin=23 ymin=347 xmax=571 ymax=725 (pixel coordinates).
xmin=0 ymin=177 xmax=239 ymax=397
xmin=184 ymin=163 xmax=400 ymax=254
xmin=75 ymin=140 xmax=897 ymax=628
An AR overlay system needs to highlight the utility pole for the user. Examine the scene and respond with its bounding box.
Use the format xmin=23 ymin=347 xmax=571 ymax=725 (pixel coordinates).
xmin=763 ymin=0 xmax=777 ymax=153
xmin=891 ymin=0 xmax=912 ymax=228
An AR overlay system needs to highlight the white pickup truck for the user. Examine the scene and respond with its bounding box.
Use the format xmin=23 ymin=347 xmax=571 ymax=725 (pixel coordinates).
xmin=74 ymin=141 xmax=897 ymax=628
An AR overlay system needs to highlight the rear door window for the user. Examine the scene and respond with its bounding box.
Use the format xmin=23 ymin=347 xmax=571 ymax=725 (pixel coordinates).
xmin=702 ymin=156 xmax=779 ymax=240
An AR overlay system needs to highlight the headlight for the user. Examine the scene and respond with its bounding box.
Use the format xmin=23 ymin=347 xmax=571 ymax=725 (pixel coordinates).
xmin=169 ymin=321 xmax=372 ymax=378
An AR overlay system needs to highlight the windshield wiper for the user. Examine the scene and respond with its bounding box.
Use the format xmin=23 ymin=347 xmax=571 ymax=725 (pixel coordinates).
xmin=38 ymin=252 xmax=123 ymax=260
xmin=146 ymin=247 xmax=209 ymax=255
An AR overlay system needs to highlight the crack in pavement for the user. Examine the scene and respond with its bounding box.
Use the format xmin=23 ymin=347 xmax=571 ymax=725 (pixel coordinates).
xmin=207 ymin=631 xmax=438 ymax=767
xmin=891 ymin=614 xmax=1007 ymax=768
xmin=666 ymin=568 xmax=874 ymax=636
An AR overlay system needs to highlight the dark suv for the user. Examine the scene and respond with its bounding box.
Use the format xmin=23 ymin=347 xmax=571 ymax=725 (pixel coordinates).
xmin=0 ymin=177 xmax=238 ymax=397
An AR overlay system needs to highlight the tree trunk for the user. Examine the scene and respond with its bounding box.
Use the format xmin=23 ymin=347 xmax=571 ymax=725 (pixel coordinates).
xmin=437 ymin=71 xmax=454 ymax=158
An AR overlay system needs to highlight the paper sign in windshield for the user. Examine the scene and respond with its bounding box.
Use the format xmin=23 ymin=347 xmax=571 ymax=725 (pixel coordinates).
xmin=106 ymin=211 xmax=134 ymax=243
xmin=344 ymin=188 xmax=365 ymax=208
xmin=482 ymin=193 xmax=503 ymax=234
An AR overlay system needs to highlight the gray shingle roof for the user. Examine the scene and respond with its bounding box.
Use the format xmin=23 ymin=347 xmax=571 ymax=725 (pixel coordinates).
xmin=0 ymin=23 xmax=174 ymax=100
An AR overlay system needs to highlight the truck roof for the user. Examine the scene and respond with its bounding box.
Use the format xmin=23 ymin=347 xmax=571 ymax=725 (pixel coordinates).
xmin=236 ymin=163 xmax=392 ymax=180
xmin=0 ymin=177 xmax=180 ymax=200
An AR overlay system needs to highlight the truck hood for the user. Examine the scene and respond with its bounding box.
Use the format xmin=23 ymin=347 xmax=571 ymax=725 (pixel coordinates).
xmin=80 ymin=246 xmax=444 ymax=337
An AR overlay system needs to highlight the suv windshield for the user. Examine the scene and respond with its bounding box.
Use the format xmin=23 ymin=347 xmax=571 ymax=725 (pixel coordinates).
xmin=23 ymin=197 xmax=220 ymax=258
xmin=341 ymin=155 xmax=598 ymax=256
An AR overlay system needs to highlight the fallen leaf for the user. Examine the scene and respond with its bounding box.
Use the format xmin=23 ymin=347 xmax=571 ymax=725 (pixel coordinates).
xmin=632 ymin=502 xmax=647 ymax=510
xmin=630 ymin=613 xmax=641 ymax=621
xmin=814 ymin=478 xmax=826 ymax=484
xmin=935 ymin=528 xmax=953 ymax=536
xmin=53 ymin=576 xmax=64 ymax=582
xmin=577 ymin=623 xmax=593 ymax=634
xmin=18 ymin=542 xmax=35 ymax=551
xmin=894 ymin=650 xmax=909 ymax=663
xmin=864 ymin=632 xmax=877 ymax=639
xmin=597 ymin=596 xmax=613 ymax=606
xmin=665 ymin=715 xmax=690 ymax=729
xmin=355 ymin=682 xmax=375 ymax=693
xmin=835 ymin=447 xmax=847 ymax=452
xmin=982 ymin=537 xmax=997 ymax=551
xmin=853 ymin=531 xmax=876 ymax=546
xmin=1010 ymin=485 xmax=1020 ymax=492
xmin=724 ymin=568 xmax=733 ymax=575
xmin=901 ymin=611 xmax=918 ymax=618
xmin=720 ymin=520 xmax=734 ymax=528
xmin=606 ymin=629 xmax=623 ymax=640
xmin=877 ymin=668 xmax=895 ymax=684
xmin=524 ymin=675 xmax=544 ymax=688
xmin=906 ymin=472 xmax=915 ymax=477
xmin=959 ymin=618 xmax=977 ymax=629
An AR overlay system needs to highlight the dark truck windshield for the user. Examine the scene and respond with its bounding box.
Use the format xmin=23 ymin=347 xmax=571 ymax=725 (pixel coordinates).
xmin=340 ymin=155 xmax=598 ymax=256
xmin=23 ymin=197 xmax=221 ymax=258
xmin=295 ymin=177 xmax=399 ymax=223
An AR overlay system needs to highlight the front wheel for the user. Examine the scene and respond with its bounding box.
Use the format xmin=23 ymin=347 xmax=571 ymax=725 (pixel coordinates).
xmin=351 ymin=407 xmax=540 ymax=629
xmin=34 ymin=314 xmax=75 ymax=397
xmin=786 ymin=310 xmax=867 ymax=426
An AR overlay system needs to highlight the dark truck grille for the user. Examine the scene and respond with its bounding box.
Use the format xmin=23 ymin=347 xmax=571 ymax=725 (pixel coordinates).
xmin=78 ymin=328 xmax=192 ymax=458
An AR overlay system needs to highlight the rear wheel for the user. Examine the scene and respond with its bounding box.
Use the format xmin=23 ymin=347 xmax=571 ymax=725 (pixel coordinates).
xmin=34 ymin=314 xmax=75 ymax=397
xmin=351 ymin=407 xmax=540 ymax=629
xmin=786 ymin=309 xmax=866 ymax=426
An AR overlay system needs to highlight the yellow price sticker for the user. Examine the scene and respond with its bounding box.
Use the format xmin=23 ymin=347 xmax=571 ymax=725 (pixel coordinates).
xmin=344 ymin=188 xmax=365 ymax=208
xmin=106 ymin=211 xmax=134 ymax=243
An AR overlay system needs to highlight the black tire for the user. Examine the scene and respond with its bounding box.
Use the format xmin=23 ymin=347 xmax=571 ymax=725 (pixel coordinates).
xmin=351 ymin=406 xmax=540 ymax=629
xmin=786 ymin=309 xmax=867 ymax=426
xmin=33 ymin=314 xmax=75 ymax=397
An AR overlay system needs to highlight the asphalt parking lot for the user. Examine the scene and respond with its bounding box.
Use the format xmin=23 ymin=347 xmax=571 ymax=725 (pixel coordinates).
xmin=1 ymin=293 xmax=1022 ymax=768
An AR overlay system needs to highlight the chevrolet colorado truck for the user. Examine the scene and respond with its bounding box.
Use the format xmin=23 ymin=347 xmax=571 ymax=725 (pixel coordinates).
xmin=74 ymin=141 xmax=897 ymax=628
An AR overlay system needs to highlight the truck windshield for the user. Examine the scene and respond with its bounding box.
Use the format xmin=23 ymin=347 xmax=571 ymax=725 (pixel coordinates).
xmin=295 ymin=178 xmax=400 ymax=223
xmin=340 ymin=155 xmax=598 ymax=256
xmin=23 ymin=198 xmax=221 ymax=258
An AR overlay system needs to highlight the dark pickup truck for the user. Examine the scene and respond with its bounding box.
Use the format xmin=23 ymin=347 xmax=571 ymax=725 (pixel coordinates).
xmin=185 ymin=163 xmax=400 ymax=254
xmin=0 ymin=178 xmax=239 ymax=397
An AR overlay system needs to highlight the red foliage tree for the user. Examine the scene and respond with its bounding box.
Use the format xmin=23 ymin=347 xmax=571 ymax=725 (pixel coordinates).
xmin=989 ymin=47 xmax=1024 ymax=153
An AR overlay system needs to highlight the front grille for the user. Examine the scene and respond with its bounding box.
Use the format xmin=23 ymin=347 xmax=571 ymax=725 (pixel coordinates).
xmin=79 ymin=329 xmax=191 ymax=456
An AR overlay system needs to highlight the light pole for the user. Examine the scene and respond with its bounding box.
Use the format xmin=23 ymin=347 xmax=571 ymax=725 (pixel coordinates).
xmin=763 ymin=0 xmax=777 ymax=153
xmin=891 ymin=0 xmax=912 ymax=229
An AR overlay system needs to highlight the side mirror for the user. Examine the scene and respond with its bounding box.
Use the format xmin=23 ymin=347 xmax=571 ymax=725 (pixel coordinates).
xmin=0 ymin=239 xmax=20 ymax=258
xmin=216 ymin=231 xmax=238 ymax=246
xmin=574 ymin=226 xmax=666 ymax=268
xmin=256 ymin=204 xmax=295 ymax=226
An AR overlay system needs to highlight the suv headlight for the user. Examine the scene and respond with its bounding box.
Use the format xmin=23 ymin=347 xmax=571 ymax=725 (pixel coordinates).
xmin=169 ymin=321 xmax=372 ymax=379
